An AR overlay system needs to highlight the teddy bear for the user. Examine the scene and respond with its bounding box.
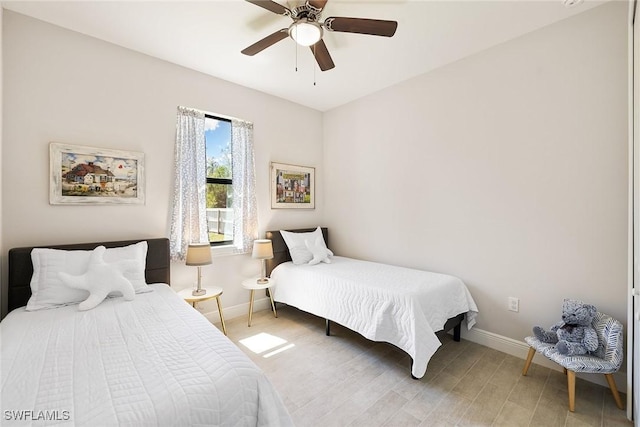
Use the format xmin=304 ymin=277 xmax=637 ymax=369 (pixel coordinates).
xmin=532 ymin=299 xmax=599 ymax=356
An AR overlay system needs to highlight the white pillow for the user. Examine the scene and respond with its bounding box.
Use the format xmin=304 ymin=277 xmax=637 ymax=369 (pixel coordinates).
xmin=306 ymin=236 xmax=332 ymax=265
xmin=280 ymin=227 xmax=332 ymax=265
xmin=26 ymin=241 xmax=149 ymax=311
xmin=103 ymin=241 xmax=149 ymax=291
xmin=59 ymin=246 xmax=135 ymax=311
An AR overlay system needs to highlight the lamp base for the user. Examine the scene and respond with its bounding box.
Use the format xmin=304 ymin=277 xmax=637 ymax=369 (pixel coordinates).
xmin=256 ymin=278 xmax=269 ymax=284
xmin=192 ymin=288 xmax=206 ymax=296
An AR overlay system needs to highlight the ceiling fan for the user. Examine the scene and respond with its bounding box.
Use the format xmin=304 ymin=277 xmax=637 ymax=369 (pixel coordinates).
xmin=241 ymin=0 xmax=398 ymax=71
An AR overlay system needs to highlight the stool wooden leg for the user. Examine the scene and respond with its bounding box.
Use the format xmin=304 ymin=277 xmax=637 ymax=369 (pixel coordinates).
xmin=268 ymin=290 xmax=277 ymax=318
xmin=604 ymin=374 xmax=624 ymax=409
xmin=215 ymin=296 xmax=227 ymax=336
xmin=567 ymin=370 xmax=576 ymax=412
xmin=248 ymin=289 xmax=255 ymax=327
xmin=522 ymin=347 xmax=536 ymax=376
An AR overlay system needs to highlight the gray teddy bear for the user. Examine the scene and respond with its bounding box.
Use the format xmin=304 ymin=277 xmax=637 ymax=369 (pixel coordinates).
xmin=532 ymin=299 xmax=599 ymax=356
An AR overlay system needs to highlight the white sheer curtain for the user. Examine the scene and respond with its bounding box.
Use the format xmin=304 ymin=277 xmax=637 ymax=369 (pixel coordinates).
xmin=169 ymin=107 xmax=208 ymax=260
xmin=231 ymin=118 xmax=258 ymax=253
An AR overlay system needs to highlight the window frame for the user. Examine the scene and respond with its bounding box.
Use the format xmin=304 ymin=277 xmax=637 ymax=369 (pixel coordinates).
xmin=205 ymin=114 xmax=233 ymax=247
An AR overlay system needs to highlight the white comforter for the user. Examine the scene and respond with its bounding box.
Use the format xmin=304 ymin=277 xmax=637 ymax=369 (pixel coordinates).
xmin=0 ymin=284 xmax=292 ymax=426
xmin=271 ymin=256 xmax=478 ymax=378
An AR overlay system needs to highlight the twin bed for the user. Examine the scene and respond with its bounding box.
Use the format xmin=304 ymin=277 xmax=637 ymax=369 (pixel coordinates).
xmin=1 ymin=238 xmax=292 ymax=426
xmin=0 ymin=230 xmax=478 ymax=425
xmin=266 ymin=227 xmax=479 ymax=379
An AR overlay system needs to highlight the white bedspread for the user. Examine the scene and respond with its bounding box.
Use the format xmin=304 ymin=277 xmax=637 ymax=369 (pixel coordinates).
xmin=271 ymin=256 xmax=478 ymax=378
xmin=0 ymin=284 xmax=292 ymax=426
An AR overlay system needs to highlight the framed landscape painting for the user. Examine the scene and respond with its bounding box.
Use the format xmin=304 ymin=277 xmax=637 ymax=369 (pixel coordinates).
xmin=50 ymin=142 xmax=145 ymax=205
xmin=270 ymin=162 xmax=315 ymax=209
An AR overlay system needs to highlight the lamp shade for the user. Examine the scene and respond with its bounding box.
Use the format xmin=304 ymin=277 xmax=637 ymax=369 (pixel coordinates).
xmin=186 ymin=244 xmax=212 ymax=266
xmin=289 ymin=19 xmax=322 ymax=47
xmin=252 ymin=239 xmax=274 ymax=260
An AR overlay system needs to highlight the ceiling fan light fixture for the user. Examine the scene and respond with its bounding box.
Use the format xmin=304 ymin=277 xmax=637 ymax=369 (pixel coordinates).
xmin=289 ymin=19 xmax=323 ymax=47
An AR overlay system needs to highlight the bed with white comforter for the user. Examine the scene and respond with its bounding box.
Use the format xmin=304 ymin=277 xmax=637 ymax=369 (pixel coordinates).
xmin=271 ymin=256 xmax=478 ymax=378
xmin=1 ymin=284 xmax=292 ymax=426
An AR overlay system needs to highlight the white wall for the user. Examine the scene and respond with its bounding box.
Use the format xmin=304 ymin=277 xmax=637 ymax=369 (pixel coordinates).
xmin=1 ymin=11 xmax=324 ymax=317
xmin=323 ymin=2 xmax=628 ymax=342
xmin=1 ymin=3 xmax=630 ymax=359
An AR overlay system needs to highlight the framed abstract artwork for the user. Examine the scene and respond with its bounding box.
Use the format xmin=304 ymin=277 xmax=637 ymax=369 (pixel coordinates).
xmin=50 ymin=142 xmax=145 ymax=205
xmin=270 ymin=162 xmax=315 ymax=209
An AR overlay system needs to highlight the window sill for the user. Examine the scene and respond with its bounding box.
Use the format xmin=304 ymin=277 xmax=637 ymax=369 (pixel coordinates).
xmin=209 ymin=244 xmax=242 ymax=257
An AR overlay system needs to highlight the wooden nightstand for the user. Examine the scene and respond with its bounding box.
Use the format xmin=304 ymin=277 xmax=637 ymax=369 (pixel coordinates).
xmin=177 ymin=286 xmax=227 ymax=335
xmin=241 ymin=278 xmax=277 ymax=327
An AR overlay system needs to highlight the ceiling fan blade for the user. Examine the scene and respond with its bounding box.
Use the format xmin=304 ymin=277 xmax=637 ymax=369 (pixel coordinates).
xmin=310 ymin=40 xmax=335 ymax=71
xmin=307 ymin=0 xmax=328 ymax=10
xmin=324 ymin=17 xmax=397 ymax=37
xmin=245 ymin=0 xmax=290 ymax=16
xmin=241 ymin=29 xmax=289 ymax=56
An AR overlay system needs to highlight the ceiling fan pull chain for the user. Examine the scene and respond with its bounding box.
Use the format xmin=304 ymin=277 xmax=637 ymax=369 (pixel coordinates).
xmin=313 ymin=44 xmax=317 ymax=86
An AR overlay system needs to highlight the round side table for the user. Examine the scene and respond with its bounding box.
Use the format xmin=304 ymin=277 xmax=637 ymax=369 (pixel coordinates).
xmin=177 ymin=286 xmax=227 ymax=335
xmin=241 ymin=278 xmax=277 ymax=327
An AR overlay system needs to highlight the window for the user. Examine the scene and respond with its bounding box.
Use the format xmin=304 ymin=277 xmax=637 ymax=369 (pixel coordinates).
xmin=205 ymin=115 xmax=233 ymax=245
xmin=171 ymin=106 xmax=256 ymax=260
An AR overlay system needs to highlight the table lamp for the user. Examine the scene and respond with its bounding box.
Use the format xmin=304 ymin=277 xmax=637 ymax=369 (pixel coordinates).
xmin=252 ymin=239 xmax=273 ymax=284
xmin=186 ymin=243 xmax=212 ymax=296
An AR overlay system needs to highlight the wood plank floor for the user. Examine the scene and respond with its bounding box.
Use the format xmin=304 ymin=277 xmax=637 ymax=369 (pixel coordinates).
xmin=223 ymin=305 xmax=632 ymax=426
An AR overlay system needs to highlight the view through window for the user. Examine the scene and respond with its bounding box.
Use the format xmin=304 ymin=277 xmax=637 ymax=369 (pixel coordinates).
xmin=205 ymin=115 xmax=233 ymax=245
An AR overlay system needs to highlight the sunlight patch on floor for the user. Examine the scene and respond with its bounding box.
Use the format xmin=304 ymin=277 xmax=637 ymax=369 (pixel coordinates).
xmin=264 ymin=343 xmax=295 ymax=358
xmin=239 ymin=332 xmax=295 ymax=357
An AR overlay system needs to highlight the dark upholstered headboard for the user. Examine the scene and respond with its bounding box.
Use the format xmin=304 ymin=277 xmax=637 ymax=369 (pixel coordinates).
xmin=4 ymin=238 xmax=170 ymax=318
xmin=265 ymin=228 xmax=328 ymax=277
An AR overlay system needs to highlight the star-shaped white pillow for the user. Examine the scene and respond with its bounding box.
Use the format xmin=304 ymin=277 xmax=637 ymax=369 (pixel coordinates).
xmin=306 ymin=236 xmax=333 ymax=265
xmin=59 ymin=246 xmax=136 ymax=311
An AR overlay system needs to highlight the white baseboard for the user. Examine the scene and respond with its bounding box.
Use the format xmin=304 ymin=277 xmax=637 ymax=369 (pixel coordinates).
xmin=459 ymin=327 xmax=626 ymax=392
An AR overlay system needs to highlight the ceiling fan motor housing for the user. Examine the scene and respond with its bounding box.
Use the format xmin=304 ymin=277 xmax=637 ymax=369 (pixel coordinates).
xmin=291 ymin=4 xmax=322 ymax=21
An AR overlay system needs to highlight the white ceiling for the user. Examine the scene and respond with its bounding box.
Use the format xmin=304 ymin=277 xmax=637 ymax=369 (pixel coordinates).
xmin=2 ymin=0 xmax=608 ymax=111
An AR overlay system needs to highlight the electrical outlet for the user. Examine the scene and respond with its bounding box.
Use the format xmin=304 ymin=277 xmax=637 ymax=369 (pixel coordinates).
xmin=508 ymin=297 xmax=519 ymax=312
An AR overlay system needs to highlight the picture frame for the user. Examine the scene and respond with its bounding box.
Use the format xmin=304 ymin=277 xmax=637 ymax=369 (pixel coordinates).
xmin=270 ymin=162 xmax=315 ymax=209
xmin=50 ymin=142 xmax=145 ymax=205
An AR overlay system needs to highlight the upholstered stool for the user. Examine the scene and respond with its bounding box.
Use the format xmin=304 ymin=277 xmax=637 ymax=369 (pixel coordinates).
xmin=522 ymin=312 xmax=624 ymax=412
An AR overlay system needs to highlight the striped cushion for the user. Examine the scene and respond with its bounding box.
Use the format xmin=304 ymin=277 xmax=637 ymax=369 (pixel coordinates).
xmin=525 ymin=312 xmax=623 ymax=374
